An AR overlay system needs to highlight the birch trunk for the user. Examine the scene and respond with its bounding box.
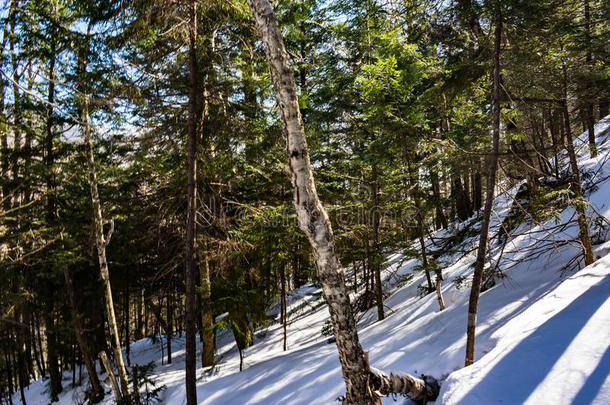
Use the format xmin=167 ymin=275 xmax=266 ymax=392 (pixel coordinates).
xmin=99 ymin=351 xmax=121 ymax=401
xmin=369 ymin=367 xmax=438 ymax=403
xmin=247 ymin=0 xmax=437 ymax=402
xmin=78 ymin=28 xmax=130 ymax=398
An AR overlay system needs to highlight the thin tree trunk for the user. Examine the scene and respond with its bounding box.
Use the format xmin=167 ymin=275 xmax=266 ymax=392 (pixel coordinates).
xmin=370 ymin=163 xmax=384 ymax=321
xmin=15 ymin=314 xmax=27 ymax=405
xmin=71 ymin=345 xmax=76 ymax=388
xmin=78 ymin=27 xmax=129 ymax=398
xmin=124 ymin=271 xmax=130 ymax=367
xmin=6 ymin=337 xmax=15 ymax=399
xmin=0 ymin=4 xmax=10 ymax=204
xmin=549 ymin=109 xmax=562 ymax=178
xmin=43 ymin=37 xmax=63 ymax=401
xmin=99 ymin=351 xmax=121 ymax=402
xmin=43 ymin=305 xmax=62 ymax=401
xmin=136 ymin=289 xmax=145 ymax=340
xmin=17 ymin=347 xmax=26 ymax=405
xmin=465 ymin=1 xmax=502 ymax=367
xmin=22 ymin=66 xmax=34 ymax=207
xmin=200 ymin=251 xmax=214 ymax=367
xmin=583 ymin=0 xmax=597 ymax=158
xmin=281 ymin=265 xmax=288 ymax=351
xmin=62 ymin=268 xmax=104 ymax=402
xmin=435 ymin=268 xmax=446 ymax=311
xmin=463 ymin=173 xmax=472 ymax=212
xmin=562 ymin=66 xmax=595 ymax=266
xmin=166 ymin=291 xmax=172 ymax=364
xmin=7 ymin=338 xmax=15 ymax=399
xmin=184 ymin=0 xmax=200 ymax=402
xmin=407 ymin=159 xmax=434 ymax=294
xmin=32 ymin=316 xmax=44 ymax=378
xmin=430 ymin=170 xmax=448 ymax=228
xmin=247 ymin=1 xmax=437 ymax=402
xmin=471 ymin=168 xmax=482 ymax=212
xmin=9 ymin=0 xmax=21 ymax=210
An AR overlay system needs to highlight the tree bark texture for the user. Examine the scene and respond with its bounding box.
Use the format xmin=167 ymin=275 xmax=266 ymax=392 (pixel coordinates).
xmin=184 ymin=0 xmax=200 ymax=401
xmin=562 ymin=65 xmax=595 ymax=266
xmin=247 ymin=0 xmax=437 ymax=403
xmin=248 ymin=1 xmax=374 ymax=402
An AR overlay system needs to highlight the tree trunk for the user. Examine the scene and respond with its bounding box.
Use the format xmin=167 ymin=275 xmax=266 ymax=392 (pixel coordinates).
xmin=9 ymin=0 xmax=21 ymax=210
xmin=548 ymin=109 xmax=562 ymax=178
xmin=280 ymin=265 xmax=288 ymax=351
xmin=463 ymin=173 xmax=472 ymax=212
xmin=370 ymin=163 xmax=384 ymax=321
xmin=200 ymin=252 xmax=214 ymax=367
xmin=583 ymin=0 xmax=597 ymax=158
xmin=145 ymin=296 xmax=173 ymax=365
xmin=407 ymin=159 xmax=434 ymax=295
xmin=465 ymin=1 xmax=502 ymax=367
xmin=184 ymin=0 xmax=200 ymax=402
xmin=452 ymin=175 xmax=473 ymax=221
xmin=99 ymin=351 xmax=121 ymax=402
xmin=471 ymin=168 xmax=482 ymax=212
xmin=78 ymin=27 xmax=129 ymax=398
xmin=124 ymin=269 xmax=130 ymax=367
xmin=0 ymin=5 xmax=10 ymax=205
xmin=562 ymin=67 xmax=595 ymax=266
xmin=132 ymin=365 xmax=141 ymax=405
xmin=43 ymin=302 xmax=62 ymax=401
xmin=166 ymin=292 xmax=172 ymax=364
xmin=430 ymin=170 xmax=448 ymax=229
xmin=435 ymin=268 xmax=446 ymax=311
xmin=136 ymin=289 xmax=145 ymax=340
xmin=32 ymin=316 xmax=45 ymax=378
xmin=63 ymin=268 xmax=104 ymax=403
xmin=247 ymin=1 xmax=437 ymax=403
xmin=369 ymin=367 xmax=438 ymax=403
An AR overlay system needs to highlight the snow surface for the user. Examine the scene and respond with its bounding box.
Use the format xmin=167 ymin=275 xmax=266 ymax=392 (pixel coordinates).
xmin=16 ymin=116 xmax=610 ymax=404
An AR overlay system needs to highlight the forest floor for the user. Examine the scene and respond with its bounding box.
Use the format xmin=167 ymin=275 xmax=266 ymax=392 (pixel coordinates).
xmin=16 ymin=116 xmax=610 ymax=404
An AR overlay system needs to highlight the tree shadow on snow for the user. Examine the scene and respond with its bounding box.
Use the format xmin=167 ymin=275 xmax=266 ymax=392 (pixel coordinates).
xmin=458 ymin=272 xmax=610 ymax=404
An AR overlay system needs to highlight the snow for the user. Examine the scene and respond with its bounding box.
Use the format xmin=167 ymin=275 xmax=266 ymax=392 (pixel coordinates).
xmin=16 ymin=116 xmax=610 ymax=405
xmin=438 ymin=249 xmax=610 ymax=405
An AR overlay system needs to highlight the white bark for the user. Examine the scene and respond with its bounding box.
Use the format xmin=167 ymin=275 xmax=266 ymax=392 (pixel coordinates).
xmin=247 ymin=0 xmax=372 ymax=402
xmin=79 ymin=30 xmax=130 ymax=397
xmin=247 ymin=1 xmax=438 ymax=403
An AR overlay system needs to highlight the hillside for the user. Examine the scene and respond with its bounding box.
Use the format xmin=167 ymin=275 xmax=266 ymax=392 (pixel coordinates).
xmin=15 ymin=118 xmax=610 ymax=405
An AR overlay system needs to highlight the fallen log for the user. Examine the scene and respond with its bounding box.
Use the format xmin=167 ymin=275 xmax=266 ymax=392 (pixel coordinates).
xmin=337 ymin=354 xmax=440 ymax=404
xmin=369 ymin=367 xmax=439 ymax=404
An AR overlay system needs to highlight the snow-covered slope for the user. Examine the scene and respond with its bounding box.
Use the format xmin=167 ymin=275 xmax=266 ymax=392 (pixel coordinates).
xmin=438 ymin=250 xmax=610 ymax=405
xmin=16 ymin=116 xmax=610 ymax=405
